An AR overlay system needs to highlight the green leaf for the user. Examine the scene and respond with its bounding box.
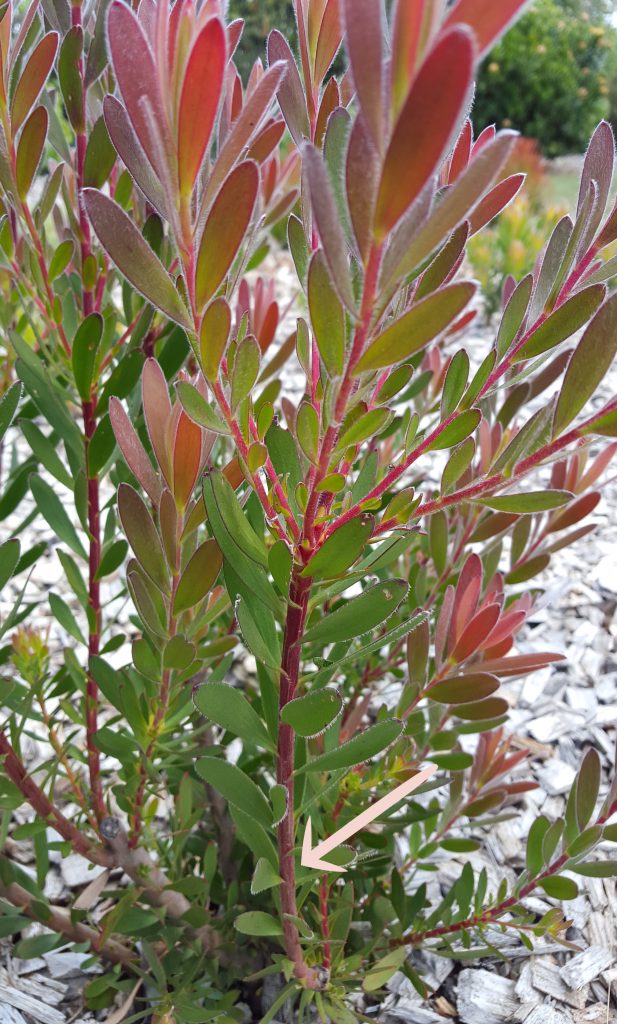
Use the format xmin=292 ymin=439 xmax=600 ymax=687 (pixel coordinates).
xmin=194 ymin=682 xmax=273 ymax=750
xmin=280 ymin=689 xmax=343 ymax=738
xmin=251 ymin=858 xmax=283 ymax=895
xmin=301 ymin=514 xmax=374 ymax=579
xmin=303 ymin=580 xmax=408 ymax=644
xmin=478 ymin=490 xmax=572 ymax=514
xmin=0 ymin=539 xmax=20 ymax=592
xmin=539 ymin=876 xmax=579 ymax=900
xmin=118 ymin=484 xmax=169 ymax=593
xmin=196 ymin=755 xmax=272 ymax=830
xmin=84 ymin=115 xmax=116 ymax=187
xmin=49 ymin=592 xmax=85 ymax=645
xmin=175 ymin=381 xmax=229 ymax=434
xmin=308 ymin=250 xmax=345 ymax=378
xmin=203 ymin=470 xmax=268 ymax=568
xmin=515 ymin=285 xmax=605 ymax=361
xmin=426 ymin=409 xmax=481 ymax=451
xmin=231 ymin=335 xmax=261 ymax=411
xmin=572 ymin=861 xmax=617 ymax=877
xmin=235 ymin=594 xmax=281 ymax=671
xmin=163 ymin=636 xmax=195 ymax=670
xmin=363 ymin=948 xmax=407 ymax=993
xmin=234 ymin=911 xmax=282 ymax=937
xmin=58 ymin=25 xmax=83 ymax=132
xmin=173 ymin=539 xmax=222 ymax=614
xmin=30 ymin=475 xmax=87 ymax=559
xmin=15 ymin=933 xmax=61 ymax=959
xmin=0 ymin=381 xmax=21 ymax=443
xmin=441 ymin=350 xmax=469 ymax=418
xmin=72 ymin=314 xmax=103 ymax=401
xmin=575 ymin=748 xmax=601 ymax=831
xmin=554 ymin=293 xmax=617 ymax=437
xmin=428 ymin=752 xmax=473 ymax=771
xmin=496 ymin=273 xmax=533 ymax=359
xmin=300 ymin=719 xmax=403 ymax=773
xmin=527 ymin=816 xmax=550 ymax=877
xmin=355 ymin=283 xmax=476 ymax=373
xmin=84 ymin=188 xmax=192 ymax=329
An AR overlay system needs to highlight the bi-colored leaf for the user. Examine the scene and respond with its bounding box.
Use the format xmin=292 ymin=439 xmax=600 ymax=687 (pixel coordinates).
xmin=173 ymin=540 xmax=222 ymax=615
xmin=301 ymin=514 xmax=374 ymax=579
xmin=267 ymin=30 xmax=309 ymax=146
xmin=15 ymin=106 xmax=47 ymax=200
xmin=479 ymin=491 xmax=572 ymax=514
xmin=84 ymin=189 xmax=192 ymax=329
xmin=304 ymin=144 xmax=355 ymax=312
xmin=430 ymin=673 xmax=500 ymax=705
xmin=194 ymin=682 xmax=273 ymax=750
xmin=72 ymin=314 xmax=103 ymax=402
xmin=374 ymin=27 xmax=475 ymax=238
xmin=303 ymin=580 xmax=408 ymax=644
xmin=553 ymin=294 xmax=617 ymax=437
xmin=308 ymin=250 xmax=346 ymax=378
xmin=355 ymin=283 xmax=476 ymax=374
xmin=280 ymin=689 xmax=343 ymax=738
xmin=178 ymin=19 xmax=226 ymax=196
xmin=196 ymin=755 xmax=271 ymax=830
xmin=103 ymin=95 xmax=166 ymax=215
xmin=195 ymin=161 xmax=259 ymax=310
xmin=109 ymin=397 xmax=161 ymax=503
xmin=11 ymin=32 xmax=58 ymax=133
xmin=300 ymin=718 xmax=403 ymax=773
xmin=118 ymin=483 xmax=169 ymax=594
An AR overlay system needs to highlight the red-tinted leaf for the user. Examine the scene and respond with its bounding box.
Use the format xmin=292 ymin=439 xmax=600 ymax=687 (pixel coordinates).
xmin=342 ymin=0 xmax=384 ymax=148
xmin=304 ymin=143 xmax=355 ymax=311
xmin=393 ymin=130 xmax=517 ymax=280
xmin=200 ymin=297 xmax=232 ymax=381
xmin=314 ymin=0 xmax=343 ymax=84
xmin=118 ymin=483 xmax=169 ymax=593
xmin=455 ymin=697 xmax=509 ymax=721
xmin=178 ymin=19 xmax=226 ymax=197
xmin=109 ymin=396 xmax=161 ymax=503
xmin=449 ymin=119 xmax=473 ymax=184
xmin=84 ymin=189 xmax=192 ymax=329
xmin=11 ymin=32 xmax=58 ymax=133
xmin=444 ymin=0 xmax=533 ymax=59
xmin=174 ymin=539 xmax=223 ymax=615
xmin=103 ymin=95 xmax=167 ymax=215
xmin=469 ymin=173 xmax=525 ymax=233
xmin=267 ymin=30 xmax=309 ymax=146
xmin=346 ymin=112 xmax=380 ymax=263
xmin=143 ymin=358 xmax=172 ymax=484
xmin=479 ymin=652 xmax=565 ymax=677
xmin=195 ymin=161 xmax=259 ymax=310
xmin=451 ymin=603 xmax=501 ymax=663
xmin=107 ymin=0 xmax=170 ymax=174
xmin=578 ymin=121 xmax=614 ymax=242
xmin=173 ymin=412 xmax=203 ymax=509
xmin=15 ymin=105 xmax=47 ymax=200
xmin=248 ymin=119 xmax=286 ymax=163
xmin=374 ymin=27 xmax=475 ymax=238
xmin=390 ymin=0 xmax=428 ymax=115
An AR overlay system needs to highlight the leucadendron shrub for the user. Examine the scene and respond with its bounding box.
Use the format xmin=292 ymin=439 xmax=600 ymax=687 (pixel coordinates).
xmin=2 ymin=0 xmax=617 ymax=1019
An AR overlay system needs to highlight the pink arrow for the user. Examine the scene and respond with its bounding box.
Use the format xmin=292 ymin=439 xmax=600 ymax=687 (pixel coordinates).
xmin=301 ymin=764 xmax=438 ymax=872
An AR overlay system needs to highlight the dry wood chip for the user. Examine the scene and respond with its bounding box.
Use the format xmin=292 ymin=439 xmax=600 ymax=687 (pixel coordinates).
xmin=560 ymin=947 xmax=614 ymax=990
xmin=522 ymin=1008 xmax=572 ymax=1024
xmin=530 ymin=959 xmax=589 ymax=1009
xmin=0 ymin=983 xmax=65 ymax=1024
xmin=456 ymin=969 xmax=519 ymax=1024
xmin=0 ymin=1008 xmax=28 ymax=1024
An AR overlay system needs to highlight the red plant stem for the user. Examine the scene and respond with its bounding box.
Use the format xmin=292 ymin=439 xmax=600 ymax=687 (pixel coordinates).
xmin=0 ymin=730 xmax=112 ymax=866
xmin=73 ymin=0 xmax=106 ymax=821
xmin=83 ymin=397 xmax=105 ymax=820
xmin=277 ymin=571 xmax=322 ymax=989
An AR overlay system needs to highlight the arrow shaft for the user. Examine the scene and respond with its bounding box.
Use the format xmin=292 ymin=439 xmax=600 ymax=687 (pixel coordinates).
xmin=314 ymin=765 xmax=437 ymax=858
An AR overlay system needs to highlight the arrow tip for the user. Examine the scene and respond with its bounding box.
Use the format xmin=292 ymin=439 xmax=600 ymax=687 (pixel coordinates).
xmin=301 ymin=818 xmax=346 ymax=873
